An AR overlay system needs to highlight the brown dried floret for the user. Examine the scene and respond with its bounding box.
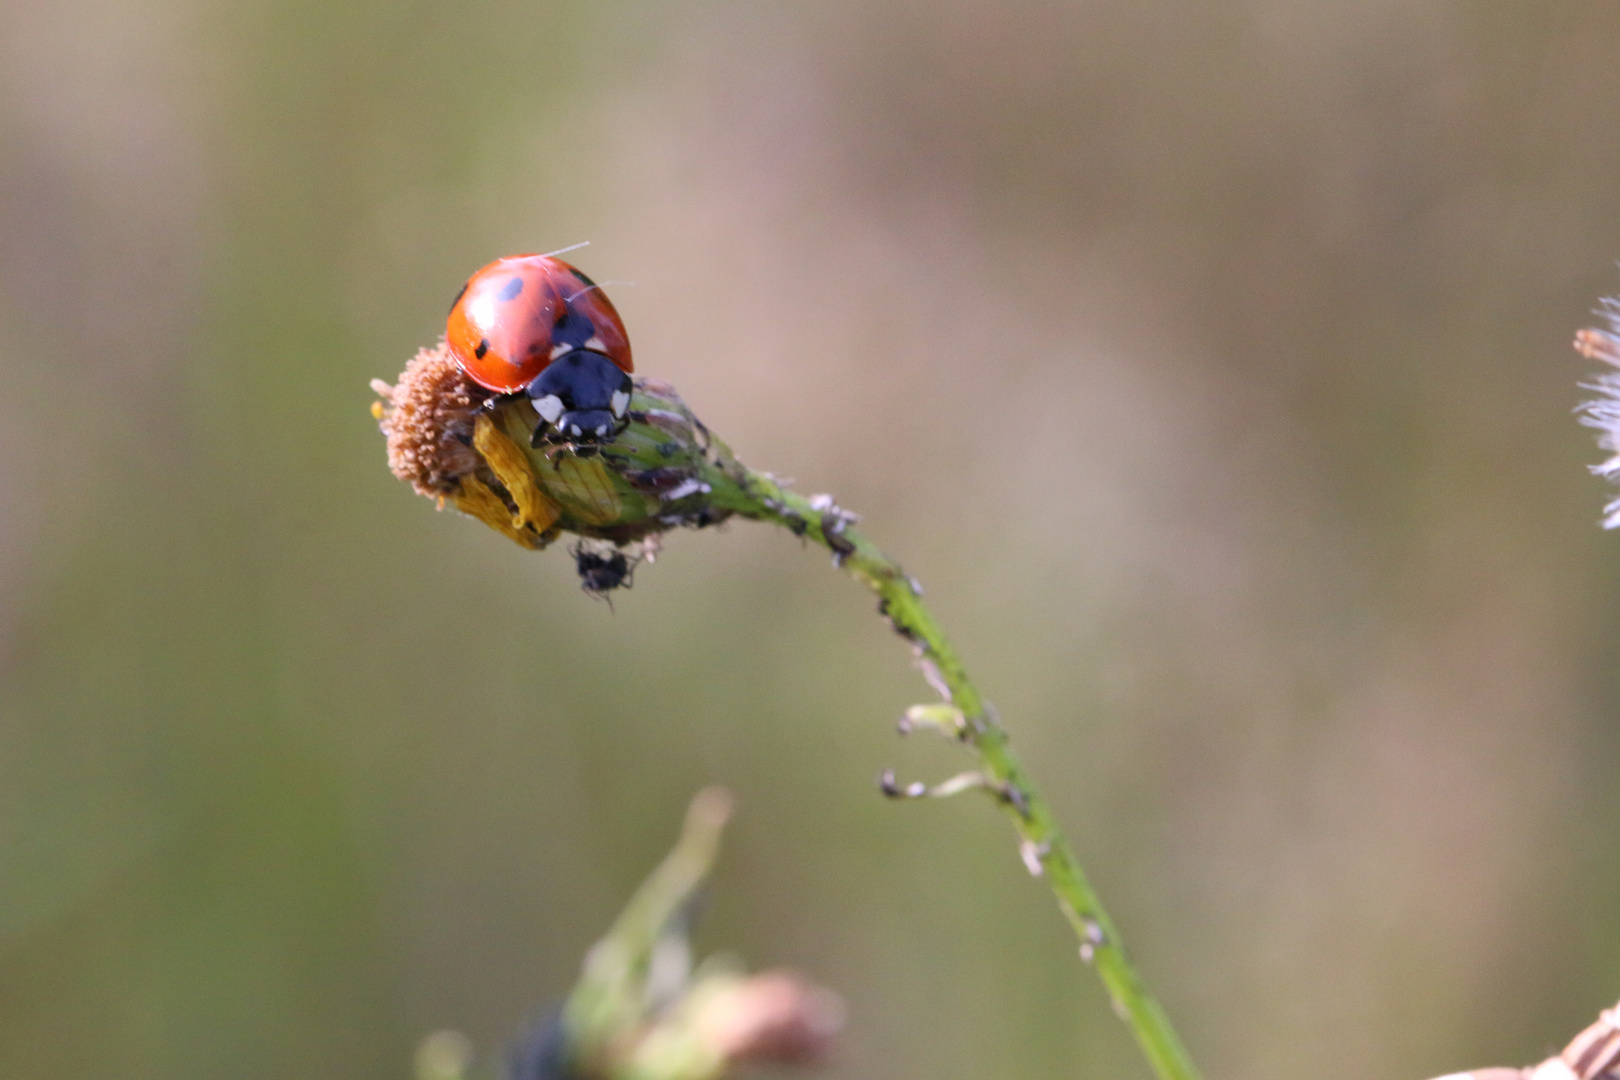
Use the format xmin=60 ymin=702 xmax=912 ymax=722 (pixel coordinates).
xmin=371 ymin=342 xmax=489 ymax=497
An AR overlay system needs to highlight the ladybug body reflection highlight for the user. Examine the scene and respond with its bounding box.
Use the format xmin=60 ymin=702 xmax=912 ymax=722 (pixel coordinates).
xmin=446 ymin=254 xmax=634 ymax=447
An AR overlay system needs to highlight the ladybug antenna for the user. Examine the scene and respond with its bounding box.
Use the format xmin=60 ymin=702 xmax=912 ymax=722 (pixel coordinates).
xmin=566 ymin=280 xmax=636 ymax=303
xmin=541 ymin=241 xmax=591 ymax=259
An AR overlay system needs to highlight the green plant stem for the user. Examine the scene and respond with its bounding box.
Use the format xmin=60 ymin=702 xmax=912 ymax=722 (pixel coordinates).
xmin=428 ymin=377 xmax=1201 ymax=1080
xmin=564 ymin=788 xmax=733 ymax=1071
xmin=705 ymin=469 xmax=1203 ymax=1080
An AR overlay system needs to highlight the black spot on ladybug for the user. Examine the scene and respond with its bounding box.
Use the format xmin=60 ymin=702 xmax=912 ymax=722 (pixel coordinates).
xmin=574 ymin=545 xmax=632 ymax=595
xmin=448 ymin=281 xmax=469 ymax=315
xmin=498 ymin=276 xmax=524 ymax=302
xmin=475 ymin=338 xmax=489 ymax=359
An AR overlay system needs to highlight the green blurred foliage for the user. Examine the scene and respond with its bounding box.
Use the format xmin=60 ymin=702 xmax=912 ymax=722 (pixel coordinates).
xmin=3 ymin=2 xmax=1620 ymax=1079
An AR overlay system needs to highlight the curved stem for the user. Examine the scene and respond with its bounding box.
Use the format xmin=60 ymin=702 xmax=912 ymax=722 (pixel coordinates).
xmin=706 ymin=469 xmax=1203 ymax=1080
xmin=378 ymin=360 xmax=1202 ymax=1080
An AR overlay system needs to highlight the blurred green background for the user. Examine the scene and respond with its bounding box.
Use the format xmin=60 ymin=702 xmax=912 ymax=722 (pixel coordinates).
xmin=4 ymin=2 xmax=1620 ymax=1078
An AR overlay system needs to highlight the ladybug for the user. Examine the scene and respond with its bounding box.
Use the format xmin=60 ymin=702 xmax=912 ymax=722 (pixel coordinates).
xmin=446 ymin=253 xmax=634 ymax=448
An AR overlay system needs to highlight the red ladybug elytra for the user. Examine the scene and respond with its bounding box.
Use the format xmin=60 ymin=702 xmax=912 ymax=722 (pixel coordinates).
xmin=446 ymin=253 xmax=634 ymax=447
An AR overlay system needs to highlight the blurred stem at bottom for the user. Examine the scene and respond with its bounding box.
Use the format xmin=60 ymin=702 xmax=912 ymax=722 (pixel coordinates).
xmin=416 ymin=788 xmax=843 ymax=1080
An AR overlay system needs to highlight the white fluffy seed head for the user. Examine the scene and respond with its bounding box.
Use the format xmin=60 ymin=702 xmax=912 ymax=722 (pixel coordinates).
xmin=1577 ymin=301 xmax=1620 ymax=528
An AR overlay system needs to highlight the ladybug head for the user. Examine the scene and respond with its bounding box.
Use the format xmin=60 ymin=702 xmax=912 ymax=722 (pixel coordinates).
xmin=527 ymin=349 xmax=633 ymax=447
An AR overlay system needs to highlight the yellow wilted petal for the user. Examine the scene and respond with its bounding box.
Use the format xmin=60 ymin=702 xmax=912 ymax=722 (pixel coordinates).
xmin=474 ymin=414 xmax=562 ymax=535
xmin=450 ymin=475 xmax=545 ymax=550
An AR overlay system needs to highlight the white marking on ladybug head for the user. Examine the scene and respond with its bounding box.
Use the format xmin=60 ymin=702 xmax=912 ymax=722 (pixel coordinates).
xmin=549 ymin=343 xmax=571 ymax=360
xmin=584 ymin=335 xmax=606 ymax=353
xmin=595 ymin=423 xmax=609 ymax=437
xmin=533 ymin=394 xmax=565 ymax=424
xmin=569 ymin=422 xmax=582 ymax=436
xmin=610 ymin=389 xmax=630 ymax=417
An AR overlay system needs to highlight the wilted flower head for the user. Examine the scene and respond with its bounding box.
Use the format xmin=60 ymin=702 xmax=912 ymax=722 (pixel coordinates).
xmin=373 ymin=342 xmax=750 ymax=587
xmin=1575 ymin=297 xmax=1620 ymax=528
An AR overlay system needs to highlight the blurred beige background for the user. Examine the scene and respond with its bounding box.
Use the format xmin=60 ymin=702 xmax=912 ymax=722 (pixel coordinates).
xmin=4 ymin=2 xmax=1620 ymax=1079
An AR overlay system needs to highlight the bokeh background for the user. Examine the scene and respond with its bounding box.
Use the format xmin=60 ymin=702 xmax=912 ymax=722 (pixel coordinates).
xmin=4 ymin=3 xmax=1620 ymax=1079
